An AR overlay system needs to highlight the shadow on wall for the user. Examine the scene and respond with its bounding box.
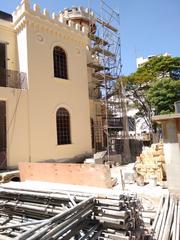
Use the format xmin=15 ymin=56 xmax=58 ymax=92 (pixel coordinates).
xmin=38 ymin=152 xmax=92 ymax=164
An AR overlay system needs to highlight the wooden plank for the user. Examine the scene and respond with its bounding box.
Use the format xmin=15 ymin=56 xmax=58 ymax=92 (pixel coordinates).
xmin=96 ymin=18 xmax=118 ymax=32
xmin=18 ymin=163 xmax=113 ymax=188
xmin=88 ymin=33 xmax=108 ymax=46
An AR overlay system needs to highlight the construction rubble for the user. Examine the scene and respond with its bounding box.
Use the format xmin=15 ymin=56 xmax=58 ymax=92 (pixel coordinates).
xmin=0 ymin=181 xmax=145 ymax=240
xmin=0 ymin=0 xmax=179 ymax=239
xmin=0 ymin=140 xmax=178 ymax=240
xmin=135 ymin=143 xmax=166 ymax=184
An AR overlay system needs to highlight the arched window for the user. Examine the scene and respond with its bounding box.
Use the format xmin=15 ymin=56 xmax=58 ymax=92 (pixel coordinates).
xmin=56 ymin=108 xmax=71 ymax=145
xmin=53 ymin=46 xmax=68 ymax=79
xmin=91 ymin=118 xmax=95 ymax=148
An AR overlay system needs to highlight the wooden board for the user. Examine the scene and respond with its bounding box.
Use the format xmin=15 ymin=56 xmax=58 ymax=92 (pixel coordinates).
xmin=18 ymin=163 xmax=113 ymax=188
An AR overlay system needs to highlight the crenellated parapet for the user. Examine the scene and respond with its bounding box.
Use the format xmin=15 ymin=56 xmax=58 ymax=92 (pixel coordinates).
xmin=60 ymin=6 xmax=95 ymax=24
xmin=12 ymin=0 xmax=30 ymax=23
xmin=12 ymin=0 xmax=93 ymax=43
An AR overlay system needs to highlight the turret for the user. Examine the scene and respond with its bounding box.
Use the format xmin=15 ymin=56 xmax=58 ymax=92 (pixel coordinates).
xmin=59 ymin=7 xmax=96 ymax=34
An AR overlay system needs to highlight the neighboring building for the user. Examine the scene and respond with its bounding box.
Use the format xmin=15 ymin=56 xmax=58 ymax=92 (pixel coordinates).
xmin=136 ymin=53 xmax=170 ymax=68
xmin=0 ymin=0 xmax=94 ymax=168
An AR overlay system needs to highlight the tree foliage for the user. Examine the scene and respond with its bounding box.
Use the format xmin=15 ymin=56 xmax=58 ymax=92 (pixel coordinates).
xmin=121 ymin=75 xmax=152 ymax=130
xmin=138 ymin=55 xmax=180 ymax=79
xmin=119 ymin=55 xmax=180 ymax=131
xmin=147 ymin=78 xmax=180 ymax=114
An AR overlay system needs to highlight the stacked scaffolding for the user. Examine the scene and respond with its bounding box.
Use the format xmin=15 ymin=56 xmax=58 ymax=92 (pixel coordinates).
xmin=88 ymin=0 xmax=131 ymax=161
xmin=0 ymin=181 xmax=144 ymax=239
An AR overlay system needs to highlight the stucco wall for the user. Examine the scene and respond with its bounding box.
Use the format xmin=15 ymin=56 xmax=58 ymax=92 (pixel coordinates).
xmin=0 ymin=19 xmax=18 ymax=70
xmin=24 ymin=20 xmax=92 ymax=162
xmin=0 ymin=2 xmax=92 ymax=167
xmin=163 ymin=119 xmax=180 ymax=194
xmin=0 ymin=19 xmax=29 ymax=167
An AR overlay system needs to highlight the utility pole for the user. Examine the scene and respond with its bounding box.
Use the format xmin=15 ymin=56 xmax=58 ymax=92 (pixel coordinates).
xmin=119 ymin=80 xmax=131 ymax=164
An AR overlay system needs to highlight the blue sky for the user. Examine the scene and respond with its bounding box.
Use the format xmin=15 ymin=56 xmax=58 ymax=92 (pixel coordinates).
xmin=1 ymin=0 xmax=180 ymax=75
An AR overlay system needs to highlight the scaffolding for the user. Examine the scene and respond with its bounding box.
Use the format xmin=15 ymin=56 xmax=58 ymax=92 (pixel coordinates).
xmin=87 ymin=0 xmax=131 ymax=162
xmin=61 ymin=1 xmax=132 ymax=162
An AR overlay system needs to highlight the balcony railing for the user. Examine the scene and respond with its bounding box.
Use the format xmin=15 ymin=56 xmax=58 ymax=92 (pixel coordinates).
xmin=0 ymin=68 xmax=27 ymax=89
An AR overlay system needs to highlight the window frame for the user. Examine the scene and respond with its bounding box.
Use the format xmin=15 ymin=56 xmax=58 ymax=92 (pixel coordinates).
xmin=53 ymin=46 xmax=68 ymax=80
xmin=56 ymin=107 xmax=71 ymax=145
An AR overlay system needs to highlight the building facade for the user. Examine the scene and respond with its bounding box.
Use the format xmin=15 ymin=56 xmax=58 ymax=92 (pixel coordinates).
xmin=136 ymin=53 xmax=170 ymax=68
xmin=0 ymin=0 xmax=93 ymax=168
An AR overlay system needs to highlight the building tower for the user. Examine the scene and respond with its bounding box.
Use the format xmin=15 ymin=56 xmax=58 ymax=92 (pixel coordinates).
xmin=60 ymin=2 xmax=131 ymax=162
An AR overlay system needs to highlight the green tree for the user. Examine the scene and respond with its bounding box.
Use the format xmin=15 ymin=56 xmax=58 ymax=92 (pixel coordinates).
xmin=147 ymin=78 xmax=180 ymax=114
xmin=136 ymin=55 xmax=180 ymax=79
xmin=119 ymin=55 xmax=180 ymax=132
xmin=120 ymin=75 xmax=153 ymax=131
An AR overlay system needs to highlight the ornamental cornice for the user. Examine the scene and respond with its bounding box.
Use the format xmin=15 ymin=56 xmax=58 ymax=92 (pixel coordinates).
xmin=13 ymin=1 xmax=88 ymax=47
xmin=0 ymin=24 xmax=16 ymax=33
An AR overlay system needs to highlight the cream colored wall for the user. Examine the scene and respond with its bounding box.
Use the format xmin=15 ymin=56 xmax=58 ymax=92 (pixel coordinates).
xmin=0 ymin=20 xmax=18 ymax=70
xmin=0 ymin=89 xmax=30 ymax=167
xmin=26 ymin=29 xmax=92 ymax=161
xmin=0 ymin=19 xmax=30 ymax=167
xmin=13 ymin=2 xmax=92 ymax=163
xmin=0 ymin=1 xmax=92 ymax=167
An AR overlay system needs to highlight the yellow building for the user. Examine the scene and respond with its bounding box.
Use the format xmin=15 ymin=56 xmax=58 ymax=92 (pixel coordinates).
xmin=0 ymin=0 xmax=94 ymax=168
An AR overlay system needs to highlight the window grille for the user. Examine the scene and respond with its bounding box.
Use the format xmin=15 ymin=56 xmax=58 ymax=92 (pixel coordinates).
xmin=53 ymin=47 xmax=68 ymax=79
xmin=56 ymin=108 xmax=71 ymax=145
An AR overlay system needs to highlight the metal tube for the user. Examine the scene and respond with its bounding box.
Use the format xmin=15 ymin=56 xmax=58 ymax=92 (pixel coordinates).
xmin=176 ymin=200 xmax=180 ymax=240
xmin=78 ymin=223 xmax=100 ymax=240
xmin=49 ymin=209 xmax=93 ymax=240
xmin=158 ymin=194 xmax=170 ymax=240
xmin=162 ymin=198 xmax=175 ymax=240
xmin=15 ymin=196 xmax=95 ymax=240
xmin=0 ymin=220 xmax=44 ymax=231
xmin=172 ymin=200 xmax=178 ymax=240
xmin=57 ymin=220 xmax=89 ymax=240
xmin=0 ymin=234 xmax=12 ymax=240
xmin=34 ymin=204 xmax=94 ymax=240
xmin=1 ymin=201 xmax=64 ymax=215
xmin=151 ymin=194 xmax=165 ymax=232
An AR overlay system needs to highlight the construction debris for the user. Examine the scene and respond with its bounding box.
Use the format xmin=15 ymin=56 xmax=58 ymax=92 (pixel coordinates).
xmin=96 ymin=18 xmax=118 ymax=32
xmin=151 ymin=194 xmax=180 ymax=240
xmin=0 ymin=170 xmax=20 ymax=183
xmin=85 ymin=151 xmax=107 ymax=164
xmin=135 ymin=143 xmax=166 ymax=184
xmin=0 ymin=181 xmax=145 ymax=239
xmin=88 ymin=33 xmax=108 ymax=46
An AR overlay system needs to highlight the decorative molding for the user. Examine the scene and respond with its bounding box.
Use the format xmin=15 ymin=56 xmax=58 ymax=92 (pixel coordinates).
xmin=36 ymin=33 xmax=44 ymax=43
xmin=14 ymin=16 xmax=87 ymax=46
xmin=12 ymin=0 xmax=89 ymax=47
xmin=75 ymin=47 xmax=81 ymax=55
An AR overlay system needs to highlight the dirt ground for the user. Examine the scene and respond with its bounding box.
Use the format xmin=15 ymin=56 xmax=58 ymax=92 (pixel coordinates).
xmin=111 ymin=165 xmax=168 ymax=211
